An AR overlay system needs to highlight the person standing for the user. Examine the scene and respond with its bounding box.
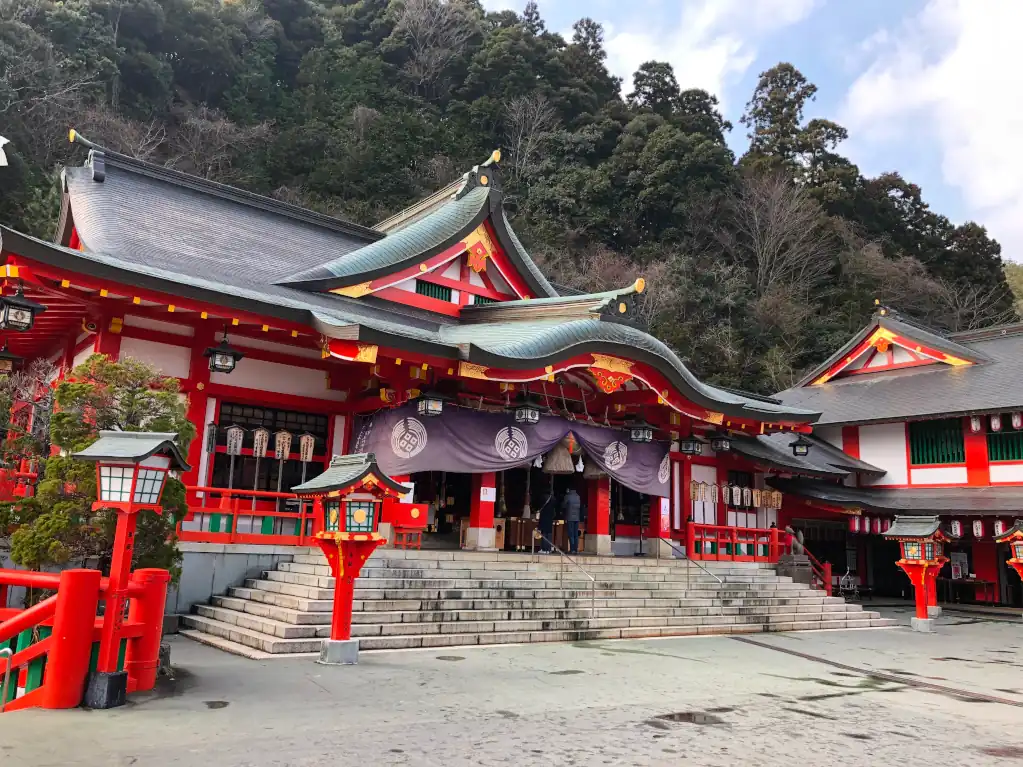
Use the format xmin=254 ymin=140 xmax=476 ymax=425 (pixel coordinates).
xmin=563 ymin=486 xmax=582 ymax=554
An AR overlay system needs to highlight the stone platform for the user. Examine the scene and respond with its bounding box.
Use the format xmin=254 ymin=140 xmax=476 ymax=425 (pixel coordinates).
xmin=180 ymin=549 xmax=895 ymax=658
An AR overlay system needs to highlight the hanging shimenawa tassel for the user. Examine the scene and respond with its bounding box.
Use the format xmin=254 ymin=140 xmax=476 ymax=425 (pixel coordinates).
xmin=543 ymin=438 xmax=575 ymax=474
xmin=583 ymin=457 xmax=605 ymax=479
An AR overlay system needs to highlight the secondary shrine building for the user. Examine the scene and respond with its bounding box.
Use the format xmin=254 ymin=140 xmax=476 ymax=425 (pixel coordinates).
xmin=0 ymin=132 xmax=871 ymax=568
xmin=774 ymin=308 xmax=1023 ymax=607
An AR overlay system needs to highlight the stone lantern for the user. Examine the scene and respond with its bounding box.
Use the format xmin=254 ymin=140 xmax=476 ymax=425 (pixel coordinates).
xmin=291 ymin=453 xmax=410 ymax=665
xmin=883 ymin=515 xmax=958 ymax=633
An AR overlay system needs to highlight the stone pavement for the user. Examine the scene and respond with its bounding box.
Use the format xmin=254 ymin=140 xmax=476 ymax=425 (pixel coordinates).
xmin=0 ymin=609 xmax=1020 ymax=767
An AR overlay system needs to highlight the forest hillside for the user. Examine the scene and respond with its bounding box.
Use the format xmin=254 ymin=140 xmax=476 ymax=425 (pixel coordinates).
xmin=0 ymin=0 xmax=1016 ymax=392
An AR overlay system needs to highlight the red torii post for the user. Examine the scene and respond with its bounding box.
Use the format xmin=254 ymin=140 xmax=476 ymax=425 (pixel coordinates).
xmin=291 ymin=453 xmax=411 ymax=665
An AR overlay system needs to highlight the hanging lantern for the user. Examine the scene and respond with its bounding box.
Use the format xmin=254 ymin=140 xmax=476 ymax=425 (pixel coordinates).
xmin=416 ymin=389 xmax=451 ymax=417
xmin=628 ymin=418 xmax=655 ymax=444
xmin=862 ymin=515 xmax=872 ymax=534
xmin=849 ymin=516 xmax=861 ymax=533
xmin=994 ymin=519 xmax=1007 ymax=537
xmin=949 ymin=519 xmax=963 ymax=538
xmin=709 ymin=431 xmax=732 ymax=453
xmin=204 ymin=330 xmax=244 ymax=374
xmin=990 ymin=414 xmax=1002 ymax=433
xmin=881 ymin=517 xmax=892 ymax=533
xmin=969 ymin=416 xmax=983 ymax=433
xmin=1012 ymin=412 xmax=1023 ymax=430
xmin=973 ymin=519 xmax=985 ymax=538
xmin=790 ymin=434 xmax=813 ymax=457
xmin=678 ymin=433 xmax=704 ymax=456
xmin=274 ymin=430 xmax=293 ymax=460
xmin=871 ymin=517 xmax=881 ymax=535
xmin=509 ymin=391 xmax=548 ymax=425
xmin=252 ymin=427 xmax=270 ymax=459
xmin=0 ymin=342 xmax=21 ymax=374
xmin=0 ymin=287 xmax=45 ymax=332
xmin=225 ymin=425 xmax=244 ymax=456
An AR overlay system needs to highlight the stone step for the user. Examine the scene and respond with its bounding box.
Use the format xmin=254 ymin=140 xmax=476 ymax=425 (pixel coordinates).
xmin=195 ymin=604 xmax=331 ymax=639
xmin=350 ymin=595 xmax=842 ymax=611
xmin=228 ymin=585 xmax=332 ymax=612
xmin=347 ymin=587 xmax=815 ymax=602
xmin=181 ymin=614 xmax=324 ymax=654
xmin=213 ymin=595 xmax=333 ymax=625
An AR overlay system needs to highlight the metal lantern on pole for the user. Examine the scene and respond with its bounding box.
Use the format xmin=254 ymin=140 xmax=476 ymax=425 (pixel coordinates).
xmin=225 ymin=425 xmax=244 ymax=490
xmin=203 ymin=329 xmax=244 ymax=374
xmin=0 ymin=287 xmax=45 ymax=332
xmin=884 ymin=515 xmax=957 ymax=632
xmin=74 ymin=431 xmax=190 ymax=707
xmin=995 ymin=521 xmax=1023 ymax=594
xmin=0 ymin=342 xmax=21 ymax=375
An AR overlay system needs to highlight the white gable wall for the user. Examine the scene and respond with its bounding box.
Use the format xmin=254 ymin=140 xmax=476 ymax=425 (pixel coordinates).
xmin=859 ymin=423 xmax=908 ymax=486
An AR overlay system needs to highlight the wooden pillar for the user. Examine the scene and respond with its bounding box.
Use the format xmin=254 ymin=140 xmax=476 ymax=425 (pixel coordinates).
xmin=93 ymin=315 xmax=123 ymax=359
xmin=465 ymin=472 xmax=497 ymax=550
xmin=963 ymin=417 xmax=990 ymax=486
xmin=585 ymin=475 xmax=611 ymax=555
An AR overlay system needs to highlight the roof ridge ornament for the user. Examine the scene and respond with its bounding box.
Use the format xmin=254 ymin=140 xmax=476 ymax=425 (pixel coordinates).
xmin=69 ymin=129 xmax=105 ymax=182
xmin=455 ymin=149 xmax=503 ymax=199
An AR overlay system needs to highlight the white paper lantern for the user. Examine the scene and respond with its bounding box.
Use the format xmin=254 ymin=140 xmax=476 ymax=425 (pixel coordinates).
xmin=1013 ymin=412 xmax=1023 ymax=430
xmin=871 ymin=517 xmax=881 ymax=535
xmin=973 ymin=519 xmax=985 ymax=538
xmin=950 ymin=519 xmax=963 ymax=537
xmin=994 ymin=519 xmax=1007 ymax=537
xmin=991 ymin=414 xmax=1002 ymax=432
xmin=970 ymin=416 xmax=983 ymax=433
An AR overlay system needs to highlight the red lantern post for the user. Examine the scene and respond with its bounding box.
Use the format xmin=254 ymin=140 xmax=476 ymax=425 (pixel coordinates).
xmin=995 ymin=520 xmax=1023 ymax=612
xmin=74 ymin=432 xmax=190 ymax=707
xmin=883 ymin=515 xmax=957 ymax=633
xmin=291 ymin=453 xmax=411 ymax=664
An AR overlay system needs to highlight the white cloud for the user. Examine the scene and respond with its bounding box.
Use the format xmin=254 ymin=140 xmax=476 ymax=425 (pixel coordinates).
xmin=841 ymin=0 xmax=1023 ymax=261
xmin=603 ymin=0 xmax=820 ymax=107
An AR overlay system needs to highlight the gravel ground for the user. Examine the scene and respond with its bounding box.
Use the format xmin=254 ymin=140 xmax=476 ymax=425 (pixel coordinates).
xmin=1 ymin=608 xmax=1020 ymax=767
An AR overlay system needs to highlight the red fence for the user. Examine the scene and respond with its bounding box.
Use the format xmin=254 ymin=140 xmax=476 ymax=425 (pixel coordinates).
xmin=0 ymin=567 xmax=168 ymax=711
xmin=685 ymin=523 xmax=788 ymax=563
xmin=178 ymin=486 xmax=315 ymax=546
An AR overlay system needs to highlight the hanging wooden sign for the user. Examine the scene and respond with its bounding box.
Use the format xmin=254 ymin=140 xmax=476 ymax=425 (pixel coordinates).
xmin=226 ymin=425 xmax=244 ymax=456
xmin=299 ymin=433 xmax=315 ymax=463
xmin=252 ymin=427 xmax=270 ymax=459
xmin=274 ymin=430 xmax=293 ymax=460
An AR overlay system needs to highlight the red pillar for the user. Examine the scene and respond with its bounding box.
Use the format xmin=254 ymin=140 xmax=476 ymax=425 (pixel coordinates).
xmin=124 ymin=568 xmax=171 ymax=694
xmin=181 ymin=326 xmax=215 ymax=496
xmin=466 ymin=472 xmax=496 ymax=549
xmin=40 ymin=569 xmax=101 ymax=709
xmin=963 ymin=417 xmax=989 ymax=486
xmin=97 ymin=509 xmax=139 ymax=672
xmin=93 ymin=315 xmax=123 ymax=359
xmin=585 ymin=475 xmax=611 ymax=555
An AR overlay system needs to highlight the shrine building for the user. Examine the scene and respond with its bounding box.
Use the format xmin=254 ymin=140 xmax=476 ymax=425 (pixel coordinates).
xmin=0 ymin=132 xmax=891 ymax=571
xmin=774 ymin=307 xmax=1023 ymax=607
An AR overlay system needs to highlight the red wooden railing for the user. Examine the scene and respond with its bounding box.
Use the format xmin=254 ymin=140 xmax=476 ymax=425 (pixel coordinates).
xmin=685 ymin=523 xmax=788 ymax=563
xmin=0 ymin=459 xmax=39 ymax=502
xmin=802 ymin=545 xmax=833 ymax=597
xmin=0 ymin=567 xmax=168 ymax=711
xmin=178 ymin=486 xmax=314 ymax=546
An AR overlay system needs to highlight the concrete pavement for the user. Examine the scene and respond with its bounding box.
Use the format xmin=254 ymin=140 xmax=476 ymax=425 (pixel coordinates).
xmin=0 ymin=610 xmax=1020 ymax=766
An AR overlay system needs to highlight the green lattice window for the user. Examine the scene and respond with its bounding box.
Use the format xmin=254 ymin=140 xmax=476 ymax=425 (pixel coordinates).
xmin=909 ymin=418 xmax=965 ymax=465
xmin=987 ymin=413 xmax=1023 ymax=461
xmin=416 ymin=280 xmax=452 ymax=302
xmin=473 ymin=295 xmax=498 ymax=305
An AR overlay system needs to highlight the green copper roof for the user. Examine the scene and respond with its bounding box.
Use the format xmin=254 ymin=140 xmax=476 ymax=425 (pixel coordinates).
xmin=291 ymin=453 xmax=409 ymax=496
xmin=279 ymin=187 xmax=492 ymax=289
xmin=74 ymin=430 xmax=191 ymax=471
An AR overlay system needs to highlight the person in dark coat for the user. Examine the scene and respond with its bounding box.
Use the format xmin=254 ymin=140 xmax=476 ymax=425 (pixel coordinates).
xmin=538 ymin=489 xmax=556 ymax=553
xmin=562 ymin=487 xmax=582 ymax=554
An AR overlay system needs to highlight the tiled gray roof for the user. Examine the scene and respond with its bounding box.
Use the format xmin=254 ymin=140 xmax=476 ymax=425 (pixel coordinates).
xmin=727 ymin=433 xmax=848 ymax=478
xmin=775 ymin=329 xmax=1023 ymax=426
xmin=291 ymin=453 xmax=409 ymax=495
xmin=768 ymin=477 xmax=1023 ymax=515
xmin=759 ymin=432 xmax=885 ymax=476
xmin=884 ymin=515 xmax=944 ymax=538
xmin=74 ymin=430 xmax=190 ymax=471
xmin=279 ymin=187 xmax=491 ymax=287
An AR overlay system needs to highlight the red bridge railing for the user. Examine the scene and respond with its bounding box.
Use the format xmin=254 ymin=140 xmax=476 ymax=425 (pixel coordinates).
xmin=178 ymin=486 xmax=313 ymax=546
xmin=685 ymin=523 xmax=788 ymax=563
xmin=0 ymin=567 xmax=168 ymax=711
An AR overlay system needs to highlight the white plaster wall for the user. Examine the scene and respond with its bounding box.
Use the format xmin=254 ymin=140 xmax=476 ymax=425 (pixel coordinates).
xmin=393 ymin=278 xmax=417 ymax=293
xmin=211 ymin=357 xmax=346 ymax=401
xmin=910 ymin=466 xmax=967 ymax=485
xmin=990 ymin=463 xmax=1023 ymax=483
xmin=893 ymin=346 xmax=914 ymax=364
xmin=867 ymin=351 xmax=888 ymax=368
xmin=72 ymin=345 xmax=95 ymax=370
xmin=859 ymin=422 xmax=909 ymax=486
xmin=441 ymin=261 xmax=461 ymax=279
xmin=119 ymin=336 xmax=191 ymax=379
xmin=331 ymin=414 xmax=347 ymax=457
xmin=124 ymin=314 xmax=195 ymax=337
xmin=845 ymin=349 xmax=871 ymax=370
xmin=231 ymin=335 xmax=322 ymax=360
xmin=468 ymin=270 xmax=486 ymax=288
xmin=196 ymin=396 xmax=217 ymax=493
xmin=690 ymin=463 xmax=717 ymax=524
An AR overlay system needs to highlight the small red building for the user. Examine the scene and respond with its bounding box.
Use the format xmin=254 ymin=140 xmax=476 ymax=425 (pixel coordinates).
xmin=774 ymin=308 xmax=1023 ymax=606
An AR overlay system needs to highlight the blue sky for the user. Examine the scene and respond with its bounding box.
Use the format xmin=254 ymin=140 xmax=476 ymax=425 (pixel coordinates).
xmin=485 ymin=0 xmax=1023 ymax=263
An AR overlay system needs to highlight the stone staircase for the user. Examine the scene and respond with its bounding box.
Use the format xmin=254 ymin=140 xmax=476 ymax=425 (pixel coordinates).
xmin=179 ymin=549 xmax=896 ymax=658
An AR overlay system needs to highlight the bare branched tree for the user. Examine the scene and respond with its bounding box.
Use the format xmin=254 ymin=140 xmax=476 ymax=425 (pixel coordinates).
xmin=394 ymin=0 xmax=477 ymax=96
xmin=165 ymin=105 xmax=273 ymax=182
xmin=503 ymin=93 xmax=559 ymax=182
xmin=76 ymin=106 xmax=166 ymax=162
xmin=719 ymin=173 xmax=833 ymax=298
xmin=933 ymin=279 xmax=1017 ymax=332
xmin=351 ymin=105 xmax=381 ymax=143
